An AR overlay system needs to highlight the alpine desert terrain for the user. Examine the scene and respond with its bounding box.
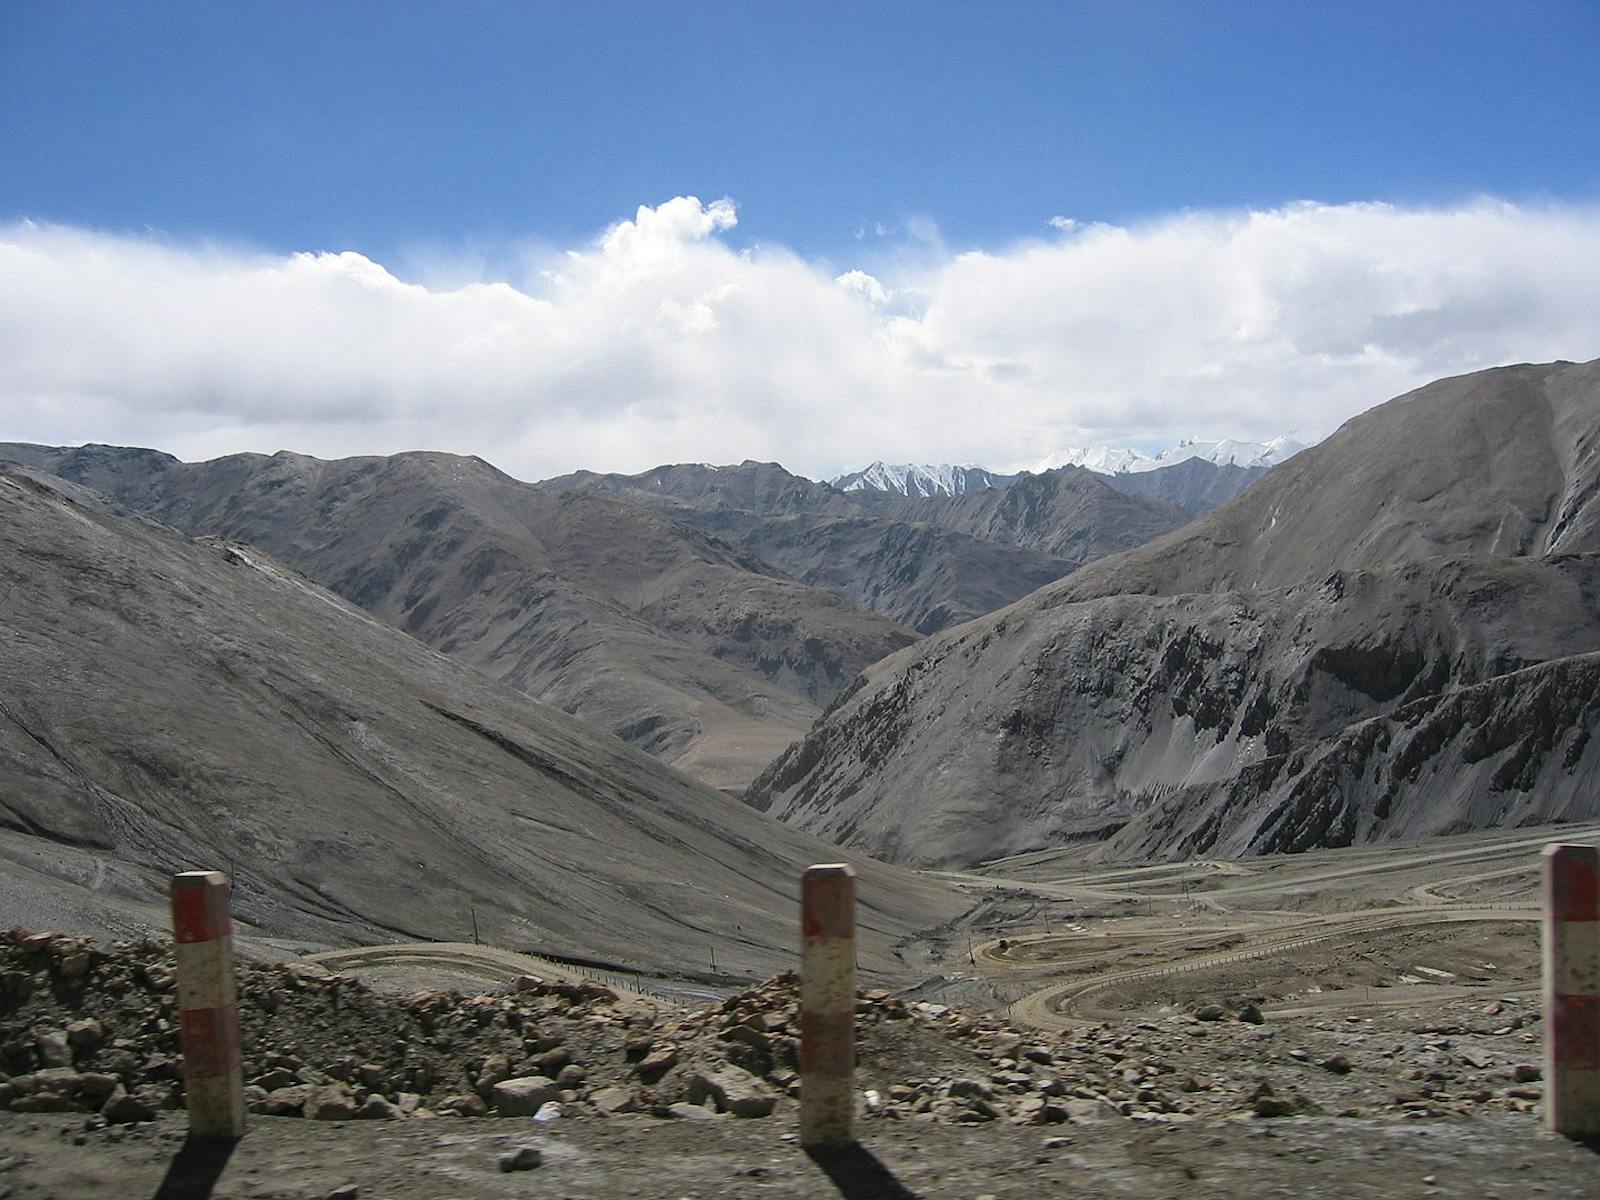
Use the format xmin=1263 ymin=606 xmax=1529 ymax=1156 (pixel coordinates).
xmin=5 ymin=364 xmax=1600 ymax=1200
xmin=748 ymin=359 xmax=1600 ymax=867
xmin=0 ymin=446 xmax=918 ymax=792
xmin=544 ymin=458 xmax=1191 ymax=634
xmin=0 ymin=469 xmax=962 ymax=977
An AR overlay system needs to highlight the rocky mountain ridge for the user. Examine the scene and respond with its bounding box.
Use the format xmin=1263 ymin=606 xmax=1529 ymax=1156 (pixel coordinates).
xmin=0 ymin=446 xmax=918 ymax=791
xmin=745 ymin=359 xmax=1600 ymax=866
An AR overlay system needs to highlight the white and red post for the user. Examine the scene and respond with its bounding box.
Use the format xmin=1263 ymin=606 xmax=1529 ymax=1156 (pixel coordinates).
xmin=171 ymin=870 xmax=246 ymax=1140
xmin=1543 ymin=842 xmax=1600 ymax=1137
xmin=800 ymin=862 xmax=857 ymax=1150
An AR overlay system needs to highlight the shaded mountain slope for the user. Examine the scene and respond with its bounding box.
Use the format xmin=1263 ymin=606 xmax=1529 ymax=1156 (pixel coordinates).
xmin=0 ymin=471 xmax=962 ymax=977
xmin=0 ymin=446 xmax=917 ymax=790
xmin=853 ymin=466 xmax=1191 ymax=561
xmin=543 ymin=459 xmax=855 ymax=516
xmin=1102 ymin=650 xmax=1600 ymax=861
xmin=685 ymin=513 xmax=1079 ymax=635
xmin=544 ymin=460 xmax=1185 ymax=635
xmin=1099 ymin=458 xmax=1269 ymax=516
xmin=745 ymin=359 xmax=1600 ymax=866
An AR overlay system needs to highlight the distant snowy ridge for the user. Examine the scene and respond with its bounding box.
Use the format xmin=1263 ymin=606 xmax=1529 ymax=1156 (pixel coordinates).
xmin=830 ymin=462 xmax=1011 ymax=497
xmin=831 ymin=436 xmax=1308 ymax=497
xmin=1035 ymin=435 xmax=1307 ymax=475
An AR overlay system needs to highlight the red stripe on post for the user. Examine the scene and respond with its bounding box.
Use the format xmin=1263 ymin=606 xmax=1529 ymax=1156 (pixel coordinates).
xmin=802 ymin=870 xmax=855 ymax=939
xmin=1549 ymin=846 xmax=1600 ymax=924
xmin=172 ymin=873 xmax=233 ymax=943
xmin=179 ymin=1006 xmax=243 ymax=1077
xmin=1551 ymin=995 xmax=1600 ymax=1071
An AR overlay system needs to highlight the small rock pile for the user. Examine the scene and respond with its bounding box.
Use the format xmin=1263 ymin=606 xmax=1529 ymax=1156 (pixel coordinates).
xmin=0 ymin=930 xmax=1549 ymax=1131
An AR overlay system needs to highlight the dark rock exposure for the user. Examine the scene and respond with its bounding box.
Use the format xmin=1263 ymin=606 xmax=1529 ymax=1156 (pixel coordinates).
xmin=747 ymin=359 xmax=1600 ymax=866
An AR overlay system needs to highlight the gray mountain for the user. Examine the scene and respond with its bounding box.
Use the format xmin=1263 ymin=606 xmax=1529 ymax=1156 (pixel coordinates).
xmin=542 ymin=460 xmax=1183 ymax=634
xmin=544 ymin=459 xmax=855 ymax=516
xmin=746 ymin=359 xmax=1600 ymax=867
xmin=852 ymin=466 xmax=1192 ymax=561
xmin=0 ymin=470 xmax=962 ymax=977
xmin=0 ymin=445 xmax=917 ymax=791
xmin=1098 ymin=458 xmax=1269 ymax=516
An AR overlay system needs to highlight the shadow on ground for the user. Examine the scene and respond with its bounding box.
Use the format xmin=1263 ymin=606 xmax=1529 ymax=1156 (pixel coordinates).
xmin=807 ymin=1144 xmax=921 ymax=1199
xmin=151 ymin=1137 xmax=237 ymax=1200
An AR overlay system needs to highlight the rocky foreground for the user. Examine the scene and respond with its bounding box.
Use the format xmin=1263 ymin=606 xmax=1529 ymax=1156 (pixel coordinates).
xmin=0 ymin=929 xmax=1555 ymax=1129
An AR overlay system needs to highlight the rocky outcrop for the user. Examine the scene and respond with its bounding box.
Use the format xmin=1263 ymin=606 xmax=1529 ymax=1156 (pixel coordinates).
xmin=1104 ymin=651 xmax=1600 ymax=861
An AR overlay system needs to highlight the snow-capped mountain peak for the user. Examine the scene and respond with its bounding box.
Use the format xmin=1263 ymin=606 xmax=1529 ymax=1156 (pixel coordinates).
xmin=830 ymin=461 xmax=1008 ymax=497
xmin=1032 ymin=435 xmax=1306 ymax=476
xmin=832 ymin=436 xmax=1308 ymax=497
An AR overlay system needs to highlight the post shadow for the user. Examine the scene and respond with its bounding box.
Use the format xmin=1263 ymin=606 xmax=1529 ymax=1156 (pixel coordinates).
xmin=806 ymin=1144 xmax=922 ymax=1200
xmin=151 ymin=1136 xmax=238 ymax=1200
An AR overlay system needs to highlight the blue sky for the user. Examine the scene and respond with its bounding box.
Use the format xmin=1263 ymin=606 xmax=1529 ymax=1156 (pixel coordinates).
xmin=5 ymin=1 xmax=1596 ymax=262
xmin=2 ymin=2 xmax=1599 ymax=478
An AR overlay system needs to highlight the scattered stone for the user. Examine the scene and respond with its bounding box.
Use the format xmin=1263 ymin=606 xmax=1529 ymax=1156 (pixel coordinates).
xmin=688 ymin=1066 xmax=778 ymax=1118
xmin=354 ymin=1094 xmax=402 ymax=1120
xmin=100 ymin=1090 xmax=157 ymax=1125
xmin=590 ymin=1086 xmax=641 ymax=1116
xmin=498 ymin=1146 xmax=543 ymax=1172
xmin=492 ymin=1076 xmax=563 ymax=1117
xmin=1237 ymin=1004 xmax=1264 ymax=1025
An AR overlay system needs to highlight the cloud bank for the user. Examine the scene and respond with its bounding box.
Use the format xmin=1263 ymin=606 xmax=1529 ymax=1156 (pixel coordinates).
xmin=3 ymin=196 xmax=1599 ymax=479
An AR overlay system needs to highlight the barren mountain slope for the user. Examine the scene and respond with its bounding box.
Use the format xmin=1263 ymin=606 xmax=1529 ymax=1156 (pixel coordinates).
xmin=1099 ymin=650 xmax=1600 ymax=862
xmin=746 ymin=359 xmax=1600 ymax=866
xmin=543 ymin=459 xmax=856 ymax=516
xmin=1098 ymin=457 xmax=1269 ymax=515
xmin=0 ymin=446 xmax=918 ymax=790
xmin=544 ymin=460 xmax=1177 ymax=634
xmin=1052 ymin=359 xmax=1600 ymax=601
xmin=686 ymin=513 xmax=1079 ymax=635
xmin=852 ymin=465 xmax=1191 ymax=561
xmin=0 ymin=471 xmax=962 ymax=977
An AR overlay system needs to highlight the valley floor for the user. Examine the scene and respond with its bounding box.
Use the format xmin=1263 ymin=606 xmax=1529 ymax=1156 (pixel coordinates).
xmin=3 ymin=1105 xmax=1597 ymax=1199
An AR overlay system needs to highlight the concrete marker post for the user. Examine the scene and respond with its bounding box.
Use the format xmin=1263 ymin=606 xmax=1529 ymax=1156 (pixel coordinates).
xmin=171 ymin=870 xmax=246 ymax=1140
xmin=1543 ymin=842 xmax=1600 ymax=1137
xmin=800 ymin=862 xmax=856 ymax=1150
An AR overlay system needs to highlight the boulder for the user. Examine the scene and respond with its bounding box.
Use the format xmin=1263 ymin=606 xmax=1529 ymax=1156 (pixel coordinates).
xmin=687 ymin=1066 xmax=778 ymax=1118
xmin=492 ymin=1076 xmax=563 ymax=1117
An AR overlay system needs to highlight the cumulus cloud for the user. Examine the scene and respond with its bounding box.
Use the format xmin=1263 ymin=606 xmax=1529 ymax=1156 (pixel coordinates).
xmin=2 ymin=197 xmax=1598 ymax=479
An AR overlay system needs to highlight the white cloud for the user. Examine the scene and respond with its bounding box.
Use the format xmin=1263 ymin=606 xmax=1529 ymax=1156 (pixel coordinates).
xmin=834 ymin=269 xmax=889 ymax=306
xmin=2 ymin=197 xmax=1599 ymax=480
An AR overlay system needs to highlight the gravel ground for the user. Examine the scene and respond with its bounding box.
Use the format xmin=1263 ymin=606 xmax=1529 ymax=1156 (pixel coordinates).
xmin=4 ymin=928 xmax=1599 ymax=1198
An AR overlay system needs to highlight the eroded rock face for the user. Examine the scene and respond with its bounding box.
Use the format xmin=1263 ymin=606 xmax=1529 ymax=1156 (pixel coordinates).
xmin=746 ymin=360 xmax=1600 ymax=866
